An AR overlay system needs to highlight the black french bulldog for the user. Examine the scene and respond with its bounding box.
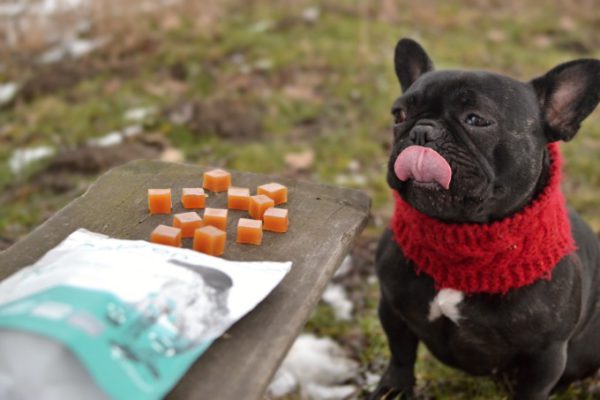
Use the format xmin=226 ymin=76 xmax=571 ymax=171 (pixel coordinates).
xmin=371 ymin=38 xmax=600 ymax=400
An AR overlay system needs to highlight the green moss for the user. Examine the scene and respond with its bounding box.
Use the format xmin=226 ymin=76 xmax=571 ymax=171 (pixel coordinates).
xmin=305 ymin=304 xmax=347 ymax=336
xmin=356 ymin=287 xmax=389 ymax=365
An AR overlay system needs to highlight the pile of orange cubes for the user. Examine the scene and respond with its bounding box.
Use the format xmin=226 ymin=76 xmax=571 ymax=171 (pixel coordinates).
xmin=147 ymin=168 xmax=289 ymax=256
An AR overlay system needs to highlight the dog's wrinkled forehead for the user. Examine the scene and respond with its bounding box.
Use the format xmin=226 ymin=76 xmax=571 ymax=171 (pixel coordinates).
xmin=402 ymin=70 xmax=538 ymax=117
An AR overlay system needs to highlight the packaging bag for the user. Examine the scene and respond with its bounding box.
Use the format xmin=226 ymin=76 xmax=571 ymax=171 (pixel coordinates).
xmin=0 ymin=229 xmax=292 ymax=400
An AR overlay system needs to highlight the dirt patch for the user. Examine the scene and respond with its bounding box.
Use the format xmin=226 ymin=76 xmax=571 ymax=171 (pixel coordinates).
xmin=556 ymin=38 xmax=594 ymax=55
xmin=47 ymin=141 xmax=161 ymax=175
xmin=0 ymin=237 xmax=14 ymax=252
xmin=167 ymin=99 xmax=264 ymax=141
xmin=9 ymin=36 xmax=160 ymax=106
xmin=31 ymin=134 xmax=166 ymax=194
xmin=17 ymin=60 xmax=96 ymax=103
xmin=169 ymin=62 xmax=189 ymax=81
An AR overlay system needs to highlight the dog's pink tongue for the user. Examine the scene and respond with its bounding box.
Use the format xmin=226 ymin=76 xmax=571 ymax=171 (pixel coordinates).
xmin=394 ymin=146 xmax=452 ymax=189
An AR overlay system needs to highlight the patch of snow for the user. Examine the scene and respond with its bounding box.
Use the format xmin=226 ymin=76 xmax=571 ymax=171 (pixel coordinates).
xmin=365 ymin=372 xmax=381 ymax=388
xmin=322 ymin=284 xmax=353 ymax=321
xmin=68 ymin=37 xmax=107 ymax=58
xmin=302 ymin=7 xmax=320 ymax=23
xmin=122 ymin=125 xmax=143 ymax=138
xmin=334 ymin=174 xmax=367 ymax=186
xmin=39 ymin=37 xmax=107 ymax=64
xmin=124 ymin=107 xmax=156 ymax=122
xmin=37 ymin=0 xmax=87 ymax=15
xmin=87 ymin=125 xmax=142 ymax=147
xmin=333 ymin=255 xmax=353 ymax=279
xmin=268 ymin=368 xmax=298 ymax=397
xmin=268 ymin=334 xmax=359 ymax=399
xmin=304 ymin=383 xmax=355 ymax=400
xmin=347 ymin=160 xmax=360 ymax=173
xmin=87 ymin=131 xmax=122 ymax=147
xmin=0 ymin=82 xmax=19 ymax=105
xmin=169 ymin=103 xmax=194 ymax=125
xmin=249 ymin=20 xmax=272 ymax=33
xmin=8 ymin=146 xmax=55 ymax=174
xmin=39 ymin=46 xmax=66 ymax=64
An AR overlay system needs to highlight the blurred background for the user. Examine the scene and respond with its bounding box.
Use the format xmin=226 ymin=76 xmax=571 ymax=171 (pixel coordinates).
xmin=0 ymin=0 xmax=598 ymax=398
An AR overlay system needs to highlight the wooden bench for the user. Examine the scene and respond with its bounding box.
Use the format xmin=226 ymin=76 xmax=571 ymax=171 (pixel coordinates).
xmin=0 ymin=160 xmax=371 ymax=399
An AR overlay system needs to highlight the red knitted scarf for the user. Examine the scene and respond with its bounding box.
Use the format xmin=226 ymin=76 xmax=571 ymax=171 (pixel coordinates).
xmin=391 ymin=143 xmax=576 ymax=294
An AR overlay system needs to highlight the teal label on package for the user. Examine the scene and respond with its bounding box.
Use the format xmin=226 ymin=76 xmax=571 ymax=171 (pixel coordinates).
xmin=0 ymin=286 xmax=212 ymax=400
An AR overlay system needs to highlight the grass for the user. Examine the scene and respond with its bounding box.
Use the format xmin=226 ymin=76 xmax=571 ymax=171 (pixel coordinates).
xmin=1 ymin=0 xmax=599 ymax=398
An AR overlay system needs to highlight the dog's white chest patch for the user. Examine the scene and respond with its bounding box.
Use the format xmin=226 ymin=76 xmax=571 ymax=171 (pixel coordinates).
xmin=428 ymin=288 xmax=464 ymax=324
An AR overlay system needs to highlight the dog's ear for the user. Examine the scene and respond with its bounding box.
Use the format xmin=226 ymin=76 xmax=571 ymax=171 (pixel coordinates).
xmin=394 ymin=38 xmax=434 ymax=92
xmin=530 ymin=59 xmax=600 ymax=142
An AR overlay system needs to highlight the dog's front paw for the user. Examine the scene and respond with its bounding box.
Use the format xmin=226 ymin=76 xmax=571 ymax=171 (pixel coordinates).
xmin=368 ymin=364 xmax=415 ymax=400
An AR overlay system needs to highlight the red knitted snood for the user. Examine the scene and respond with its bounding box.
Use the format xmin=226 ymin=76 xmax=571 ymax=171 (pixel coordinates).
xmin=391 ymin=143 xmax=576 ymax=294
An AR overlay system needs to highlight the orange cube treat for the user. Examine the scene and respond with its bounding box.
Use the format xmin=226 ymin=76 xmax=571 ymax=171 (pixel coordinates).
xmin=173 ymin=212 xmax=203 ymax=238
xmin=181 ymin=188 xmax=206 ymax=209
xmin=263 ymin=207 xmax=289 ymax=233
xmin=248 ymin=194 xmax=275 ymax=220
xmin=203 ymin=168 xmax=231 ymax=192
xmin=203 ymin=208 xmax=228 ymax=230
xmin=237 ymin=218 xmax=263 ymax=245
xmin=193 ymin=225 xmax=226 ymax=256
xmin=228 ymin=187 xmax=251 ymax=210
xmin=257 ymin=182 xmax=288 ymax=205
xmin=150 ymin=224 xmax=182 ymax=247
xmin=148 ymin=189 xmax=171 ymax=214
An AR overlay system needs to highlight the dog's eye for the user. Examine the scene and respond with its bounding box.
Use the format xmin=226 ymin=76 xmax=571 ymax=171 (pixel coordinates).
xmin=465 ymin=113 xmax=491 ymax=127
xmin=392 ymin=108 xmax=407 ymax=124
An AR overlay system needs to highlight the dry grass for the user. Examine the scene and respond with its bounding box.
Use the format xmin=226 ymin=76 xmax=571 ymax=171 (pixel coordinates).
xmin=0 ymin=0 xmax=230 ymax=54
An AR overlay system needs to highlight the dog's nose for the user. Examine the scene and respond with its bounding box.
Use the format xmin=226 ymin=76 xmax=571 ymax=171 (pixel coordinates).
xmin=409 ymin=124 xmax=442 ymax=145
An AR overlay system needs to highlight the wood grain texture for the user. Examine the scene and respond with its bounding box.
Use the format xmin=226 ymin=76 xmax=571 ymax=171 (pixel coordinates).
xmin=0 ymin=160 xmax=371 ymax=400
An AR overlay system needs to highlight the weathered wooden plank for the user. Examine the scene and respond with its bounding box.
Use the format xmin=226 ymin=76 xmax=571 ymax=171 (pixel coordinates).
xmin=0 ymin=160 xmax=371 ymax=399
